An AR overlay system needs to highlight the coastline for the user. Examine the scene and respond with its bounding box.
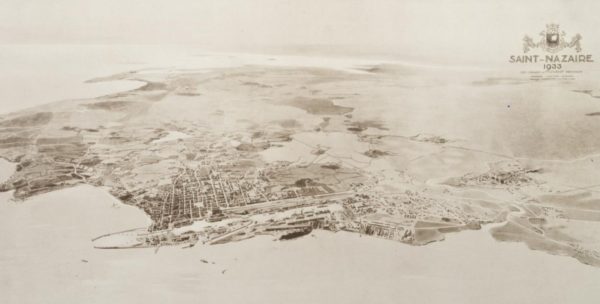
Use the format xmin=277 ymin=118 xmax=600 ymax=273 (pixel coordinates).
xmin=1 ymin=183 xmax=599 ymax=304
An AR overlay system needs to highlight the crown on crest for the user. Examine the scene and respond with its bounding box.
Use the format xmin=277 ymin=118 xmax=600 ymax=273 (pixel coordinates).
xmin=546 ymin=24 xmax=560 ymax=33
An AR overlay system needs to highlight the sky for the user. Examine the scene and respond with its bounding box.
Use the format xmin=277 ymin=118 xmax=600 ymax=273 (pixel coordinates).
xmin=1 ymin=0 xmax=599 ymax=63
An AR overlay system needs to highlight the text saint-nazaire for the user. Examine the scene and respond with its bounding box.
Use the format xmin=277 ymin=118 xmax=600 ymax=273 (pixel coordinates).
xmin=509 ymin=54 xmax=594 ymax=63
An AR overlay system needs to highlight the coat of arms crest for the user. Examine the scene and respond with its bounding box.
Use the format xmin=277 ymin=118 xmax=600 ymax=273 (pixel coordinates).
xmin=523 ymin=24 xmax=582 ymax=53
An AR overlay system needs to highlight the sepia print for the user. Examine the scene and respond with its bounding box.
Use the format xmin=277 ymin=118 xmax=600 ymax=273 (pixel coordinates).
xmin=1 ymin=1 xmax=599 ymax=303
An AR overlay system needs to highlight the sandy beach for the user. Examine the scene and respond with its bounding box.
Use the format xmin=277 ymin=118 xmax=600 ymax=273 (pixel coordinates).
xmin=0 ymin=158 xmax=16 ymax=183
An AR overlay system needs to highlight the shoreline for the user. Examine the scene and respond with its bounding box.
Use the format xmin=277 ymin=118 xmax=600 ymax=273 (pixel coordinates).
xmin=0 ymin=78 xmax=145 ymax=117
xmin=1 ymin=184 xmax=599 ymax=304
